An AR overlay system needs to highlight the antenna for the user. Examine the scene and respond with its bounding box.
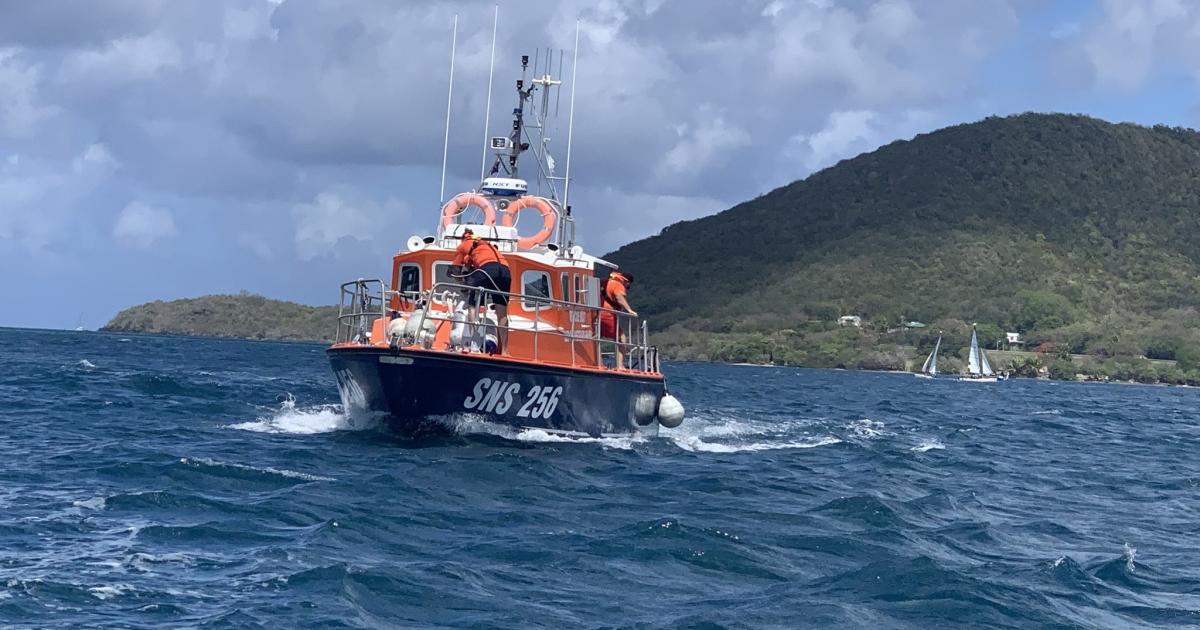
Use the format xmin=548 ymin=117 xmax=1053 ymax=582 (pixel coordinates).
xmin=555 ymin=50 xmax=564 ymax=116
xmin=562 ymin=20 xmax=580 ymax=207
xmin=479 ymin=4 xmax=498 ymax=183
xmin=439 ymin=14 xmax=458 ymax=206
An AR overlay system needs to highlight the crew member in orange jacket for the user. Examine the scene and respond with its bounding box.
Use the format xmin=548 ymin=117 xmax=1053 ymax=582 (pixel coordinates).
xmin=451 ymin=228 xmax=512 ymax=353
xmin=600 ymin=271 xmax=637 ymax=366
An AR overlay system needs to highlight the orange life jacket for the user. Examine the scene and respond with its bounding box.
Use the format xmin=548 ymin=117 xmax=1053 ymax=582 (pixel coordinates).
xmin=602 ymin=273 xmax=628 ymax=311
xmin=453 ymin=237 xmax=507 ymax=269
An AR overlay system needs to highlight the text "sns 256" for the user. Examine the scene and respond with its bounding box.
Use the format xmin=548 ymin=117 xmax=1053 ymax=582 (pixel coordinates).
xmin=463 ymin=378 xmax=563 ymax=419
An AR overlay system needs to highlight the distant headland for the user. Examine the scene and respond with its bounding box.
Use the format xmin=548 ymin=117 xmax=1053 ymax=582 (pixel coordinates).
xmin=102 ymin=293 xmax=336 ymax=343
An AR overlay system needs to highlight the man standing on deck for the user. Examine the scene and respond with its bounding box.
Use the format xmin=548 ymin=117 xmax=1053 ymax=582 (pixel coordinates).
xmin=600 ymin=271 xmax=637 ymax=367
xmin=451 ymin=228 xmax=512 ymax=354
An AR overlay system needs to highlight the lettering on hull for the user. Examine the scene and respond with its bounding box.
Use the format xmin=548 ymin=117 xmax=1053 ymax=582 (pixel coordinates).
xmin=463 ymin=377 xmax=563 ymax=420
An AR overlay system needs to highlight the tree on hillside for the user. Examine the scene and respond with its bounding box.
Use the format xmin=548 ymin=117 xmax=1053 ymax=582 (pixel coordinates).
xmin=1015 ymin=289 xmax=1076 ymax=332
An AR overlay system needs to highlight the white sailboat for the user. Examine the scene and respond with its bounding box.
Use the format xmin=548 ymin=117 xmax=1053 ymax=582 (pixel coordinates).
xmin=960 ymin=328 xmax=1002 ymax=382
xmin=917 ymin=336 xmax=941 ymax=379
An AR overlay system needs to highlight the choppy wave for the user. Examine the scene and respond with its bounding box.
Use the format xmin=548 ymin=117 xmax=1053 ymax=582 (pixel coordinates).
xmin=911 ymin=438 xmax=946 ymax=452
xmin=71 ymin=496 xmax=106 ymax=511
xmin=671 ymin=434 xmax=843 ymax=452
xmin=178 ymin=456 xmax=334 ymax=482
xmin=5 ymin=328 xmax=1200 ymax=628
xmin=847 ymin=417 xmax=888 ymax=439
xmin=87 ymin=584 xmax=133 ymax=600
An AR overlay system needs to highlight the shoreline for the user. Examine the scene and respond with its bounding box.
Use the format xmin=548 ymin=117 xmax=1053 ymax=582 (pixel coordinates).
xmin=687 ymin=359 xmax=1198 ymax=388
xmin=18 ymin=326 xmax=1194 ymax=389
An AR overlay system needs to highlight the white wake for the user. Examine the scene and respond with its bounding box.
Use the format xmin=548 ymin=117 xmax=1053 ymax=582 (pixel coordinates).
xmin=442 ymin=411 xmax=844 ymax=454
xmin=227 ymin=394 xmax=373 ymax=435
xmin=664 ymin=413 xmax=843 ymax=453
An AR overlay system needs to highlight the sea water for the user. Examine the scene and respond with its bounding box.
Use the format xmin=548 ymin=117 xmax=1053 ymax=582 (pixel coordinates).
xmin=1 ymin=327 xmax=1198 ymax=628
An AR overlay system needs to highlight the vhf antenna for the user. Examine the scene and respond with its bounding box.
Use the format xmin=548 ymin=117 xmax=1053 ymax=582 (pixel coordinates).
xmin=478 ymin=4 xmax=498 ymax=183
xmin=438 ymin=14 xmax=458 ymax=206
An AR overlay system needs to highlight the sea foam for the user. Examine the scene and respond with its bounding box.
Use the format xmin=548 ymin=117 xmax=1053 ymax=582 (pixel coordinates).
xmin=227 ymin=394 xmax=367 ymax=434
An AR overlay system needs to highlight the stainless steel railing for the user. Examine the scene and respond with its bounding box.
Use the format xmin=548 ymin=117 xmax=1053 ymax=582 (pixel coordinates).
xmin=414 ymin=281 xmax=658 ymax=373
xmin=335 ymin=277 xmax=660 ymax=373
xmin=335 ymin=279 xmax=388 ymax=344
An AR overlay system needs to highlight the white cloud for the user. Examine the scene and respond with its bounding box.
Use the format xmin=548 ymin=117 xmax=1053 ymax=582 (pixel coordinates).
xmin=762 ymin=1 xmax=789 ymax=19
xmin=59 ymin=33 xmax=182 ymax=85
xmin=0 ymin=143 xmax=122 ymax=252
xmin=222 ymin=6 xmax=278 ymax=42
xmin=1076 ymin=0 xmax=1199 ymax=90
xmin=0 ymin=49 xmax=57 ymax=137
xmin=658 ymin=109 xmax=751 ymax=181
xmin=765 ymin=0 xmax=1014 ymax=106
xmin=113 ymin=201 xmax=177 ymax=248
xmin=72 ymin=143 xmax=119 ymax=174
xmin=793 ymin=110 xmax=877 ymax=170
xmin=787 ymin=108 xmax=942 ymax=172
xmin=293 ymin=192 xmax=378 ymax=260
xmin=572 ymin=186 xmax=727 ymax=253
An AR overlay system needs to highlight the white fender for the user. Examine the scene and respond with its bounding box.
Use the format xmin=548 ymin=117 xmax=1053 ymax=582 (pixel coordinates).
xmin=386 ymin=315 xmax=409 ymax=343
xmin=634 ymin=393 xmax=658 ymax=425
xmin=449 ymin=308 xmax=468 ymax=347
xmin=656 ymin=394 xmax=685 ymax=428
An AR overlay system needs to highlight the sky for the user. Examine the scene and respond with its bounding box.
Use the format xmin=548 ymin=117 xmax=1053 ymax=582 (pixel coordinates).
xmin=3 ymin=0 xmax=1200 ymax=329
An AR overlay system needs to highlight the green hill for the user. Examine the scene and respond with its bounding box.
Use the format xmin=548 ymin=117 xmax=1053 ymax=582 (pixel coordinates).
xmin=102 ymin=293 xmax=337 ymax=342
xmin=607 ymin=113 xmax=1200 ymax=381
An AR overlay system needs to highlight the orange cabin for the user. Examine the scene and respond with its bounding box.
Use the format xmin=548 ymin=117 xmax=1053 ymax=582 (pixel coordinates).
xmin=365 ymin=234 xmax=626 ymax=371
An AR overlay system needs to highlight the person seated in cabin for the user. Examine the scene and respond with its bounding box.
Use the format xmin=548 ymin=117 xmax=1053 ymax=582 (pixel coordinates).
xmin=451 ymin=228 xmax=512 ymax=354
xmin=599 ymin=271 xmax=637 ymax=367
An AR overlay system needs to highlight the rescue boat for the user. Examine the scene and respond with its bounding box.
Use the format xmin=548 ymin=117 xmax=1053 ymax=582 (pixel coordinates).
xmin=326 ymin=56 xmax=684 ymax=438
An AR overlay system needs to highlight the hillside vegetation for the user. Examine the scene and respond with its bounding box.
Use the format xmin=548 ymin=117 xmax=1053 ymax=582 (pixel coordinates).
xmin=607 ymin=113 xmax=1200 ymax=382
xmin=102 ymin=293 xmax=336 ymax=342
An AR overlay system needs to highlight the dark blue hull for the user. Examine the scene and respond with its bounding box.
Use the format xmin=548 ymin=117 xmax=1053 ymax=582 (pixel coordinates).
xmin=327 ymin=347 xmax=666 ymax=437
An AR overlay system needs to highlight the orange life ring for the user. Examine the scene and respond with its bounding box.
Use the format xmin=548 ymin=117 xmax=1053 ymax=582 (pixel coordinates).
xmin=500 ymin=196 xmax=556 ymax=249
xmin=441 ymin=193 xmax=497 ymax=229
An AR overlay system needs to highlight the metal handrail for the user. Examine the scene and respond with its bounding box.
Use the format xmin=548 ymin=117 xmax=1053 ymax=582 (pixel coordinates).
xmin=402 ymin=280 xmax=657 ymax=373
xmin=333 ymin=278 xmax=660 ymax=373
xmin=336 ymin=279 xmax=388 ymax=343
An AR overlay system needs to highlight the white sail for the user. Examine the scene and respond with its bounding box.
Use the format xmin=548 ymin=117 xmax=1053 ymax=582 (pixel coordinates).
xmin=980 ymin=342 xmax=995 ymax=376
xmin=922 ymin=336 xmax=941 ymax=375
xmin=967 ymin=330 xmax=981 ymax=376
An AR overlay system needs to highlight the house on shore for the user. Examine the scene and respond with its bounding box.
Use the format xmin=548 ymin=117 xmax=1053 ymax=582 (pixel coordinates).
xmin=839 ymin=315 xmax=863 ymax=328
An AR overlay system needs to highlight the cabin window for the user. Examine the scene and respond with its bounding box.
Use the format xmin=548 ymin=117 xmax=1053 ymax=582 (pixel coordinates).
xmin=432 ymin=262 xmax=460 ymax=303
xmin=584 ymin=277 xmax=600 ymax=308
xmin=433 ymin=262 xmax=454 ymax=287
xmin=560 ymin=273 xmax=570 ymax=304
xmin=574 ymin=275 xmax=585 ymax=304
xmin=399 ymin=264 xmax=421 ymax=296
xmin=521 ymin=270 xmax=552 ymax=310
